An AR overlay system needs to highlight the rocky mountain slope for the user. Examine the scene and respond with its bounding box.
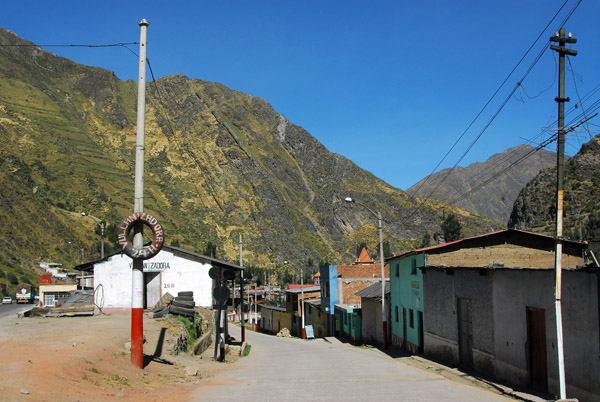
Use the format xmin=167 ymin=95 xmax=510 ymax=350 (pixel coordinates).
xmin=0 ymin=26 xmax=498 ymax=291
xmin=407 ymin=145 xmax=557 ymax=223
xmin=508 ymin=134 xmax=600 ymax=240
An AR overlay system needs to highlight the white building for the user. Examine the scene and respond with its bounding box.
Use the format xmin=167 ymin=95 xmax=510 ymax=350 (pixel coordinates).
xmin=77 ymin=245 xmax=243 ymax=310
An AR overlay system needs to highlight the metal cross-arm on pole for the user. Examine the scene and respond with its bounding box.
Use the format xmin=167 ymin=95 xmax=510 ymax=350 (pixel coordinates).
xmin=345 ymin=197 xmax=388 ymax=349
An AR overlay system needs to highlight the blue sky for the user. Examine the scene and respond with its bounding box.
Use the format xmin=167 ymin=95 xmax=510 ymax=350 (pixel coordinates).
xmin=2 ymin=1 xmax=599 ymax=190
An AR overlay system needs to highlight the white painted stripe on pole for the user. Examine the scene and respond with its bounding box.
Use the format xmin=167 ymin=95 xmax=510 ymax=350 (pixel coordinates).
xmin=132 ymin=268 xmax=144 ymax=308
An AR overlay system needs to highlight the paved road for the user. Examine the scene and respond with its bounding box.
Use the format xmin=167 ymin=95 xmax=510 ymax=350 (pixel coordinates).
xmin=192 ymin=325 xmax=511 ymax=402
xmin=0 ymin=303 xmax=32 ymax=320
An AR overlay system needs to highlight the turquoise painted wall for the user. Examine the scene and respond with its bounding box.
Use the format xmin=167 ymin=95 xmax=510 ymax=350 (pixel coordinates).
xmin=335 ymin=305 xmax=361 ymax=343
xmin=390 ymin=253 xmax=425 ymax=348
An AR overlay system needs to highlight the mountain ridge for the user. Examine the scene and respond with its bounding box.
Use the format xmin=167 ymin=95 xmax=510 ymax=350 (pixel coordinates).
xmin=0 ymin=26 xmax=498 ymax=291
xmin=407 ymin=145 xmax=557 ymax=223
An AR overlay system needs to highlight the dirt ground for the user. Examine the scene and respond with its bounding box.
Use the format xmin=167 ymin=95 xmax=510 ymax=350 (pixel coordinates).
xmin=0 ymin=311 xmax=238 ymax=402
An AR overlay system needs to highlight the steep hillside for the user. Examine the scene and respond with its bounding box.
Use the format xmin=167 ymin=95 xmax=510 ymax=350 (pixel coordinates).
xmin=0 ymin=26 xmax=498 ymax=293
xmin=407 ymin=145 xmax=557 ymax=223
xmin=508 ymin=135 xmax=600 ymax=239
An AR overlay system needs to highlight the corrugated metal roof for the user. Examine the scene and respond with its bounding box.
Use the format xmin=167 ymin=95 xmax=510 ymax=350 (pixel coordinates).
xmin=355 ymin=280 xmax=390 ymax=299
xmin=284 ymin=286 xmax=321 ymax=294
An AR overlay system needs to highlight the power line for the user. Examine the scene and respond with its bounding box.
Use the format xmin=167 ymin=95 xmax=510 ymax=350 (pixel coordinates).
xmin=406 ymin=0 xmax=582 ymax=226
xmin=409 ymin=0 xmax=574 ymax=201
xmin=145 ymin=58 xmax=225 ymax=212
xmin=0 ymin=42 xmax=138 ymax=48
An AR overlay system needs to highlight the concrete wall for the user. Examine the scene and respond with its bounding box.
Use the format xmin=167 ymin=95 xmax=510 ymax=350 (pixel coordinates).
xmin=93 ymin=250 xmax=213 ymax=309
xmin=422 ymin=268 xmax=495 ymax=374
xmin=272 ymin=309 xmax=293 ymax=334
xmin=360 ymin=298 xmax=381 ymax=345
xmin=259 ymin=305 xmax=274 ymax=333
xmin=493 ymin=269 xmax=600 ymax=401
xmin=425 ymin=267 xmax=600 ymax=402
xmin=304 ymin=302 xmax=329 ymax=338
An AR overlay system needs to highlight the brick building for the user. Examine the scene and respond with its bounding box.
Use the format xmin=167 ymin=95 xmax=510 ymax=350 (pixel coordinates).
xmin=320 ymin=248 xmax=390 ymax=338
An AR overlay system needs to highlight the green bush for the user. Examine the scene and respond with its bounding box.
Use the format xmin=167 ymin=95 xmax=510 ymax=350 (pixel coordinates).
xmin=7 ymin=272 xmax=19 ymax=285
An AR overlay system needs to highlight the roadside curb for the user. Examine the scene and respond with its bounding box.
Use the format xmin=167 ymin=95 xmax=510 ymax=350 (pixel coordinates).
xmin=403 ymin=355 xmax=547 ymax=402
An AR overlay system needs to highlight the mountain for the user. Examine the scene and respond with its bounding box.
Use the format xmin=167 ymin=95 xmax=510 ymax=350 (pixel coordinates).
xmin=0 ymin=26 xmax=498 ymax=293
xmin=509 ymin=134 xmax=600 ymax=239
xmin=406 ymin=145 xmax=557 ymax=223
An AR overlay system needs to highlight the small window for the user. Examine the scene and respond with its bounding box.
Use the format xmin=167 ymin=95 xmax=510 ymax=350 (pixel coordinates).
xmin=409 ymin=309 xmax=414 ymax=328
xmin=395 ymin=265 xmax=399 ymax=277
xmin=411 ymin=260 xmax=417 ymax=275
xmin=395 ymin=306 xmax=399 ymax=322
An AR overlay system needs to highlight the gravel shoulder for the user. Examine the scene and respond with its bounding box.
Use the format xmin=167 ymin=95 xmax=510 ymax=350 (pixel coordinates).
xmin=0 ymin=311 xmax=234 ymax=402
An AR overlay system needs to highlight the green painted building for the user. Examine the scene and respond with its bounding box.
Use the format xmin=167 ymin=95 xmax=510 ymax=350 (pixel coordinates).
xmin=388 ymin=251 xmax=425 ymax=354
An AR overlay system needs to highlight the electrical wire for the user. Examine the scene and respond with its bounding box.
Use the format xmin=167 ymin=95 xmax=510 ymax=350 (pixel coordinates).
xmin=0 ymin=42 xmax=138 ymax=48
xmin=406 ymin=0 xmax=582 ymax=225
xmin=145 ymin=58 xmax=225 ymax=212
xmin=568 ymin=57 xmax=593 ymax=139
xmin=408 ymin=0 xmax=574 ymax=201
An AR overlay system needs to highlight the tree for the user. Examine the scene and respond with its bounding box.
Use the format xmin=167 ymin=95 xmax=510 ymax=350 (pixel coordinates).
xmin=419 ymin=233 xmax=432 ymax=248
xmin=441 ymin=213 xmax=462 ymax=242
xmin=382 ymin=240 xmax=393 ymax=259
xmin=584 ymin=210 xmax=600 ymax=240
xmin=203 ymin=241 xmax=217 ymax=258
xmin=7 ymin=272 xmax=19 ymax=285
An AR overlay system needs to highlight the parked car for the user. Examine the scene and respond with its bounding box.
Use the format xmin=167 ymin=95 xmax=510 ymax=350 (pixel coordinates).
xmin=2 ymin=297 xmax=13 ymax=304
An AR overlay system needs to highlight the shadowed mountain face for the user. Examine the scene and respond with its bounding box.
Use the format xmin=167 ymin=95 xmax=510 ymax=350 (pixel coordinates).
xmin=0 ymin=26 xmax=497 ymax=282
xmin=407 ymin=145 xmax=557 ymax=223
xmin=509 ymin=135 xmax=600 ymax=240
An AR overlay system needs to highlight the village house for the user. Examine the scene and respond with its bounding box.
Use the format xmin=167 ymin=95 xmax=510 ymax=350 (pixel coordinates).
xmin=77 ymin=245 xmax=242 ymax=311
xmin=355 ymin=280 xmax=390 ymax=346
xmin=386 ymin=250 xmax=426 ymax=354
xmin=416 ymin=228 xmax=598 ymax=401
xmin=284 ymin=285 xmax=320 ymax=337
xmin=320 ymin=248 xmax=390 ymax=339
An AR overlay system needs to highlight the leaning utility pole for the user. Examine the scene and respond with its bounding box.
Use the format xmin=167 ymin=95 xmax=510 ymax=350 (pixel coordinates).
xmin=550 ymin=27 xmax=577 ymax=400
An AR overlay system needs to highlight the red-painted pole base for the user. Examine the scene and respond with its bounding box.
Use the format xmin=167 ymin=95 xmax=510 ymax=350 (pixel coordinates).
xmin=302 ymin=328 xmax=306 ymax=339
xmin=242 ymin=325 xmax=246 ymax=342
xmin=131 ymin=307 xmax=144 ymax=368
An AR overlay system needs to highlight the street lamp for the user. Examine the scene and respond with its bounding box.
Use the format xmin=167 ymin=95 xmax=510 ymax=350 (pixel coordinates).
xmin=345 ymin=197 xmax=388 ymax=349
xmin=81 ymin=212 xmax=105 ymax=259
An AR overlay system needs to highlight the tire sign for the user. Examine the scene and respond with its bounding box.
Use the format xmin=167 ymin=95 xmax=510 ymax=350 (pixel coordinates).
xmin=118 ymin=212 xmax=164 ymax=260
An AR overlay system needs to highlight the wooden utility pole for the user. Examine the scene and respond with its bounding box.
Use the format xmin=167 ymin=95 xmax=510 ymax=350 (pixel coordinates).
xmin=550 ymin=27 xmax=577 ymax=400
